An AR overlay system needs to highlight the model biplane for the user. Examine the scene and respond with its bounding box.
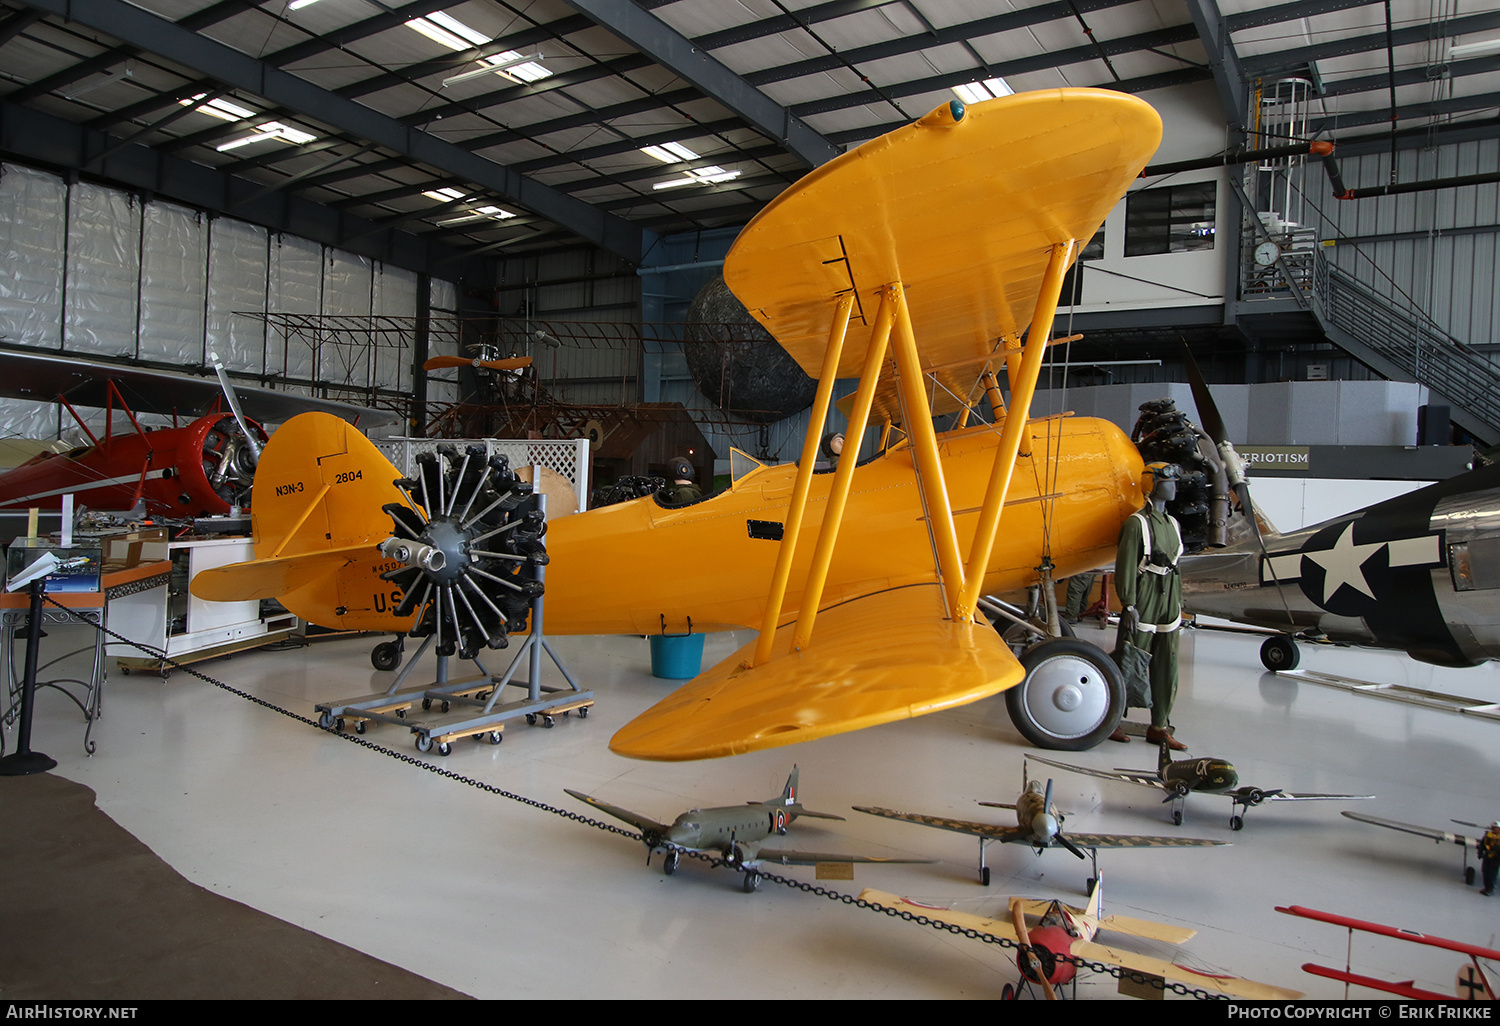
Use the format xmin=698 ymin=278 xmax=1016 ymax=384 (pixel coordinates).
xmin=1032 ymin=744 xmax=1372 ymax=830
xmin=862 ymin=875 xmax=1301 ymax=1000
xmin=564 ymin=766 xmax=931 ymax=892
xmin=1276 ymin=904 xmax=1497 ymax=1000
xmin=854 ymin=763 xmax=1224 ymax=887
xmin=192 ymin=89 xmax=1163 ymax=760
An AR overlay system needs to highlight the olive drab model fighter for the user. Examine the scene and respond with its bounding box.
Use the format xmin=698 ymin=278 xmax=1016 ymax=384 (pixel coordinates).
xmin=854 ymin=762 xmax=1225 ymax=887
xmin=191 ymin=88 xmax=1164 ymax=760
xmin=862 ymin=876 xmax=1302 ymax=1000
xmin=563 ymin=767 xmax=932 ymax=892
xmin=1031 ymin=744 xmax=1373 ymax=830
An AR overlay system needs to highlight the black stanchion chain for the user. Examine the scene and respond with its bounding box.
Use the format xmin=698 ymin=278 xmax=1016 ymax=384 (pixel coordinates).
xmin=53 ymin=595 xmax=1222 ymax=1000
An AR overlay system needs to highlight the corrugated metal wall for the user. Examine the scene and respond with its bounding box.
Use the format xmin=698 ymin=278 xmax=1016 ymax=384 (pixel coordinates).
xmin=1309 ymin=138 xmax=1500 ymax=352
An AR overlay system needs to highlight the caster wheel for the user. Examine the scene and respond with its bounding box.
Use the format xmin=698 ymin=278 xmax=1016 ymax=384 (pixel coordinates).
xmin=526 ymin=713 xmax=536 ymax=726
xmin=441 ymin=700 xmax=450 ymax=713
xmin=396 ymin=708 xmax=406 ymax=719
xmin=981 ymin=866 xmax=991 ymax=887
xmin=354 ymin=720 xmax=366 ymax=735
xmin=318 ymin=710 xmax=335 ymax=729
xmin=120 ymin=667 xmax=131 ymax=676
xmin=578 ymin=706 xmax=589 ymax=719
xmin=1230 ymin=815 xmax=1244 ymax=831
xmin=422 ymin=698 xmax=432 ymax=711
xmin=437 ymin=742 xmax=452 ymax=756
xmin=335 ymin=717 xmax=345 ymax=732
xmin=415 ymin=734 xmax=433 ymax=754
xmin=487 ymin=731 xmax=502 ymax=745
xmin=544 ymin=715 xmax=555 ymax=728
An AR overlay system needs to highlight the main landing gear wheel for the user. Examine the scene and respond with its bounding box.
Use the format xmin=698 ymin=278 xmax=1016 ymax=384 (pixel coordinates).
xmin=663 ymin=850 xmax=679 ymax=876
xmin=1466 ymin=867 xmax=1477 ymax=886
xmin=981 ymin=867 xmax=991 ymax=887
xmin=1172 ymin=809 xmax=1183 ymax=826
xmin=1230 ymin=815 xmax=1244 ymax=831
xmin=742 ymin=870 xmax=760 ymax=893
xmin=1260 ymin=634 xmax=1301 ymax=671
xmin=1005 ymin=639 xmax=1125 ymax=751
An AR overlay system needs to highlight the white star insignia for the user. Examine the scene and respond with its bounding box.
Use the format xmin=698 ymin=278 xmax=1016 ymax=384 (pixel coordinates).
xmin=1304 ymin=522 xmax=1384 ymax=603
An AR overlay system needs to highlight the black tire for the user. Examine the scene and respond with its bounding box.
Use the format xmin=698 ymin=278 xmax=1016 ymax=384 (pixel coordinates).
xmin=1001 ymin=983 xmax=1016 ymax=1001
xmin=1261 ymin=634 xmax=1300 ymax=671
xmin=354 ymin=720 xmax=366 ymax=735
xmin=415 ymin=734 xmax=432 ymax=753
xmin=981 ymin=866 xmax=991 ymax=887
xmin=663 ymin=851 xmax=679 ymax=876
xmin=742 ymin=870 xmax=760 ymax=893
xmin=371 ymin=642 xmax=401 ymax=671
xmin=1172 ymin=809 xmax=1183 ymax=826
xmin=1467 ymin=867 xmax=1477 ymax=886
xmin=1230 ymin=815 xmax=1244 ymax=831
xmin=1004 ymin=638 xmax=1125 ymax=751
xmin=437 ymin=742 xmax=451 ymax=756
xmin=318 ymin=710 xmax=335 ymax=729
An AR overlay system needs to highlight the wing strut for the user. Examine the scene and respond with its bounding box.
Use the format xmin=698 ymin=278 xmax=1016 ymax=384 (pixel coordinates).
xmin=889 ymin=280 xmax=968 ymax=616
xmin=752 ymin=292 xmax=854 ymax=667
xmin=790 ymin=287 xmax=898 ymax=653
xmin=954 ymin=241 xmax=1075 ymax=621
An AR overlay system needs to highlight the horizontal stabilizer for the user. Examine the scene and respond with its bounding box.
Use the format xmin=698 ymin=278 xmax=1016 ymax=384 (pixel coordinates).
xmin=610 ymin=585 xmax=1021 ymax=761
xmin=190 ymin=544 xmax=376 ymax=602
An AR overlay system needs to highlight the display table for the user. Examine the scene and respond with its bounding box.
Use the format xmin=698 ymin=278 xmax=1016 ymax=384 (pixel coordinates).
xmin=1 ymin=560 xmax=170 ymax=756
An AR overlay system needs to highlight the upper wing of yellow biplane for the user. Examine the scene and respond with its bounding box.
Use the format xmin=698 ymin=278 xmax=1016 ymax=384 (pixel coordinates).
xmin=727 ymin=89 xmax=1162 ymax=419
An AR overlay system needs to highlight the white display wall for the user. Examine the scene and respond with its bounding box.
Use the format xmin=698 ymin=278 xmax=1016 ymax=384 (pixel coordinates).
xmin=0 ymin=160 xmax=452 ymax=440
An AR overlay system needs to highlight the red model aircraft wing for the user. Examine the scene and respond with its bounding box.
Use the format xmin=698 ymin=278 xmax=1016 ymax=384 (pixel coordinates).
xmin=1277 ymin=905 xmax=1500 ymax=961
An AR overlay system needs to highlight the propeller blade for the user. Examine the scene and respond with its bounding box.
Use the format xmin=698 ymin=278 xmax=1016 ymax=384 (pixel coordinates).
xmin=423 ymin=355 xmax=533 ymax=372
xmin=207 ymin=350 xmax=262 ymax=463
xmin=1056 ymin=833 xmax=1088 ymax=860
xmin=1183 ymin=347 xmax=1260 ymax=545
xmin=1011 ymin=897 xmax=1057 ymax=1001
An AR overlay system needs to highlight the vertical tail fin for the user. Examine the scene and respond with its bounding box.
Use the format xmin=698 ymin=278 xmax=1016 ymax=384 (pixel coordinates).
xmin=1158 ymin=741 xmax=1174 ymax=776
xmin=777 ymin=765 xmax=800 ymax=805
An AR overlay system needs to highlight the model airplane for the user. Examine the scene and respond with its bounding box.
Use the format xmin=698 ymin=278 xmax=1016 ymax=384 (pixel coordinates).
xmin=1277 ymin=904 xmax=1497 ymax=1000
xmin=563 ymin=767 xmax=932 ymax=892
xmin=853 ymin=765 xmax=1225 ymax=887
xmin=192 ymin=88 xmax=1164 ymax=759
xmin=1031 ymin=744 xmax=1373 ymax=830
xmin=862 ymin=875 xmax=1301 ymax=1000
xmin=1340 ymin=810 xmax=1496 ymax=886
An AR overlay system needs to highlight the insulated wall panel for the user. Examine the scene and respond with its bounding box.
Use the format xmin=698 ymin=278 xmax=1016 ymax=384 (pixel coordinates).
xmin=207 ymin=218 xmax=269 ymax=374
xmin=373 ymin=264 xmax=417 ymax=395
xmin=64 ymin=183 xmax=141 ymax=357
xmin=138 ymin=201 xmax=206 ymax=365
xmin=268 ymin=234 xmax=321 ymax=392
xmin=0 ymin=165 xmax=65 ymax=348
xmin=322 ymin=251 xmax=372 ymax=391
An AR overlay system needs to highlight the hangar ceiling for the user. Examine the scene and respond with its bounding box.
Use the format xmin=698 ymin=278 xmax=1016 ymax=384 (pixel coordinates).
xmin=0 ymin=0 xmax=1496 ymax=273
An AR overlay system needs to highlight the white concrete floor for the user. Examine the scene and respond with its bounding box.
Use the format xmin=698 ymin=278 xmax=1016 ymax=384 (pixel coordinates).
xmin=10 ymin=616 xmax=1500 ymax=1000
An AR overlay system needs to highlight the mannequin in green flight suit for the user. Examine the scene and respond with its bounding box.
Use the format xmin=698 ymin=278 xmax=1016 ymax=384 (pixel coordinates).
xmin=1112 ymin=461 xmax=1187 ymax=750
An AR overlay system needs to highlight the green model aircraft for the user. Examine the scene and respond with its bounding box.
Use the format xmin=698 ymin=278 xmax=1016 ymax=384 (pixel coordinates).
xmin=565 ymin=766 xmax=932 ymax=892
xmin=855 ymin=759 xmax=1227 ymax=888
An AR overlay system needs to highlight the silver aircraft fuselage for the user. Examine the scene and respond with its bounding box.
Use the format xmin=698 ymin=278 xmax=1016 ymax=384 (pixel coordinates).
xmin=1181 ymin=463 xmax=1500 ymax=667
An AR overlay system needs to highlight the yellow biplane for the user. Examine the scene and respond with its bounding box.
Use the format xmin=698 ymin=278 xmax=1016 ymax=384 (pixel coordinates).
xmin=192 ymin=88 xmax=1163 ymax=762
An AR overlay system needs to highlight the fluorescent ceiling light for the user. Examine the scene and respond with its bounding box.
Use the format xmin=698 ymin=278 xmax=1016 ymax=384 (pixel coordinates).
xmin=180 ymin=94 xmax=257 ymax=122
xmin=423 ymin=187 xmax=515 ymax=222
xmin=442 ymin=52 xmax=548 ymax=89
xmin=653 ymin=166 xmax=740 ymax=190
xmin=407 ymin=12 xmax=491 ymax=53
xmin=1451 ymin=37 xmax=1500 ymax=58
xmin=287 ymin=0 xmax=322 ymax=10
xmin=641 ymin=141 xmax=699 ymax=164
xmin=215 ymin=122 xmax=318 ymax=152
xmin=952 ymin=77 xmax=1014 ymax=104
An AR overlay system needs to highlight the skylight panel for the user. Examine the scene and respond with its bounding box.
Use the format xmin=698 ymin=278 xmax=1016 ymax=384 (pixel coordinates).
xmin=952 ymin=78 xmax=1014 ymax=104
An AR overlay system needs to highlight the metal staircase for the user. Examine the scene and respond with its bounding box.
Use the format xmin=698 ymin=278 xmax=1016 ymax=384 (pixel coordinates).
xmin=1256 ymin=249 xmax=1500 ymax=445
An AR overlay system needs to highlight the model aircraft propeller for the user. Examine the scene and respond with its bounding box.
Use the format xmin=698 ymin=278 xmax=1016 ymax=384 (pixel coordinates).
xmin=1010 ymin=898 xmax=1059 ymax=1000
xmin=422 ymin=354 xmax=533 ymax=373
xmin=1182 ymin=348 xmax=1258 ymax=544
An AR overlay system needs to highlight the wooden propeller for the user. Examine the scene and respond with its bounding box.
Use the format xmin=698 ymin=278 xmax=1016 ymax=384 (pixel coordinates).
xmin=1010 ymin=897 xmax=1057 ymax=1000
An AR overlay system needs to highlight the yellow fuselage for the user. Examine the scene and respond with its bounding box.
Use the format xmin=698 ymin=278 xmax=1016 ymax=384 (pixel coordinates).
xmin=541 ymin=415 xmax=1143 ymax=635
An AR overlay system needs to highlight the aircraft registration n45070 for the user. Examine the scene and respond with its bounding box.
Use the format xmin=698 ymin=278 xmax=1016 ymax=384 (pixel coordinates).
xmin=193 ymin=88 xmax=1164 ymax=761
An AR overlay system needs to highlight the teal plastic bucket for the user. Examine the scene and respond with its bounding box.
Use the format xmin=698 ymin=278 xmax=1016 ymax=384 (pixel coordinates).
xmin=649 ymin=632 xmax=705 ymax=679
